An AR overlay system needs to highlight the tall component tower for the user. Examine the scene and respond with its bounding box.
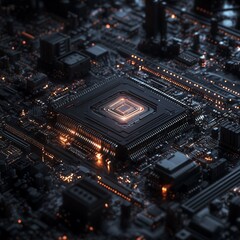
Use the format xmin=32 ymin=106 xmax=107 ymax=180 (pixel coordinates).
xmin=145 ymin=0 xmax=167 ymax=41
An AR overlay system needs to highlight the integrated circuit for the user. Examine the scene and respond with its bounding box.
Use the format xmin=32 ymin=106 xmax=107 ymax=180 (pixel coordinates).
xmin=54 ymin=77 xmax=192 ymax=162
xmin=176 ymin=51 xmax=198 ymax=66
xmin=85 ymin=45 xmax=108 ymax=59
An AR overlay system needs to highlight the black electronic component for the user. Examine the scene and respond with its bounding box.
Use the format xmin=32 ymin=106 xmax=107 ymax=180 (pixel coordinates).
xmin=144 ymin=0 xmax=167 ymax=40
xmin=145 ymin=0 xmax=159 ymax=38
xmin=219 ymin=121 xmax=240 ymax=152
xmin=158 ymin=1 xmax=167 ymax=42
xmin=39 ymin=33 xmax=70 ymax=65
xmin=53 ymin=78 xmax=192 ymax=162
xmin=188 ymin=210 xmax=225 ymax=240
xmin=135 ymin=204 xmax=165 ymax=230
xmin=147 ymin=152 xmax=200 ymax=196
xmin=225 ymin=60 xmax=240 ymax=76
xmin=168 ymin=38 xmax=181 ymax=57
xmin=57 ymin=51 xmax=90 ymax=80
xmin=26 ymin=72 xmax=48 ymax=93
xmin=176 ymin=51 xmax=198 ymax=66
xmin=211 ymin=127 xmax=219 ymax=140
xmin=62 ymin=178 xmax=111 ymax=228
xmin=12 ymin=157 xmax=31 ymax=176
xmin=0 ymin=48 xmax=21 ymax=63
xmin=199 ymin=55 xmax=206 ymax=68
xmin=208 ymin=158 xmax=227 ymax=183
xmin=217 ymin=41 xmax=231 ymax=58
xmin=237 ymin=15 xmax=240 ymax=30
xmin=120 ymin=201 xmax=131 ymax=229
xmin=210 ymin=18 xmax=218 ymax=38
xmin=192 ymin=32 xmax=200 ymax=52
xmin=85 ymin=45 xmax=108 ymax=59
xmin=229 ymin=196 xmax=240 ymax=225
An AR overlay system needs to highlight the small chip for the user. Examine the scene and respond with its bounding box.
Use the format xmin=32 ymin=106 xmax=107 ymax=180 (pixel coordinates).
xmin=176 ymin=51 xmax=198 ymax=66
xmin=85 ymin=45 xmax=108 ymax=59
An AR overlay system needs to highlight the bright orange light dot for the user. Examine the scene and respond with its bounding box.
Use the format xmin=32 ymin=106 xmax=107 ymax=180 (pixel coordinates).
xmin=105 ymin=24 xmax=111 ymax=29
xmin=89 ymin=226 xmax=94 ymax=231
xmin=161 ymin=186 xmax=168 ymax=198
xmin=96 ymin=153 xmax=102 ymax=159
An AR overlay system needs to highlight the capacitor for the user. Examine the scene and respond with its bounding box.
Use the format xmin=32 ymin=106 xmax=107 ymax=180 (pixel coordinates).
xmin=211 ymin=127 xmax=219 ymax=140
xmin=210 ymin=17 xmax=218 ymax=38
xmin=199 ymin=55 xmax=206 ymax=67
xmin=170 ymin=41 xmax=181 ymax=56
xmin=145 ymin=0 xmax=160 ymax=38
xmin=209 ymin=198 xmax=222 ymax=214
xmin=120 ymin=201 xmax=131 ymax=229
xmin=159 ymin=1 xmax=167 ymax=41
xmin=67 ymin=12 xmax=79 ymax=30
xmin=229 ymin=196 xmax=240 ymax=224
xmin=218 ymin=41 xmax=231 ymax=57
xmin=236 ymin=15 xmax=240 ymax=30
xmin=193 ymin=32 xmax=200 ymax=51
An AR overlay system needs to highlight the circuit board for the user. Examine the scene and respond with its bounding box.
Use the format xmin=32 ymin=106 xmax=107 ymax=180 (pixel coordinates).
xmin=0 ymin=0 xmax=240 ymax=239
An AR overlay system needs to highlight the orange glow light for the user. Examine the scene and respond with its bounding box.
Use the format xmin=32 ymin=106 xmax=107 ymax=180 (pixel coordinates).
xmin=96 ymin=153 xmax=103 ymax=167
xmin=89 ymin=226 xmax=94 ymax=231
xmin=161 ymin=186 xmax=168 ymax=198
xmin=96 ymin=153 xmax=102 ymax=160
xmin=59 ymin=135 xmax=68 ymax=144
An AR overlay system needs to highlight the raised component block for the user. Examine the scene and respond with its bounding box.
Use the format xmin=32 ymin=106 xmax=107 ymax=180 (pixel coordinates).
xmin=148 ymin=151 xmax=200 ymax=195
xmin=85 ymin=45 xmax=108 ymax=59
xmin=62 ymin=178 xmax=111 ymax=228
xmin=219 ymin=121 xmax=240 ymax=152
xmin=40 ymin=32 xmax=70 ymax=65
xmin=57 ymin=51 xmax=90 ymax=80
xmin=53 ymin=78 xmax=192 ymax=162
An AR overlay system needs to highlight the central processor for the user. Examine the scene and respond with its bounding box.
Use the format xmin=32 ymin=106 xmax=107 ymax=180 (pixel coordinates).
xmin=104 ymin=96 xmax=145 ymax=122
xmin=54 ymin=77 xmax=192 ymax=162
xmin=94 ymin=93 xmax=154 ymax=127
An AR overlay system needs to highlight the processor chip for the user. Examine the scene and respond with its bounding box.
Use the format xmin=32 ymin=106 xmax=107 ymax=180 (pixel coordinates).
xmin=54 ymin=77 xmax=191 ymax=161
xmin=94 ymin=94 xmax=154 ymax=126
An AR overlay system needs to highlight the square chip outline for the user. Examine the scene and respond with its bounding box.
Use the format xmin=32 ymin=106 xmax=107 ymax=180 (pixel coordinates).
xmin=94 ymin=93 xmax=154 ymax=126
xmin=54 ymin=77 xmax=191 ymax=160
xmin=105 ymin=97 xmax=144 ymax=121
